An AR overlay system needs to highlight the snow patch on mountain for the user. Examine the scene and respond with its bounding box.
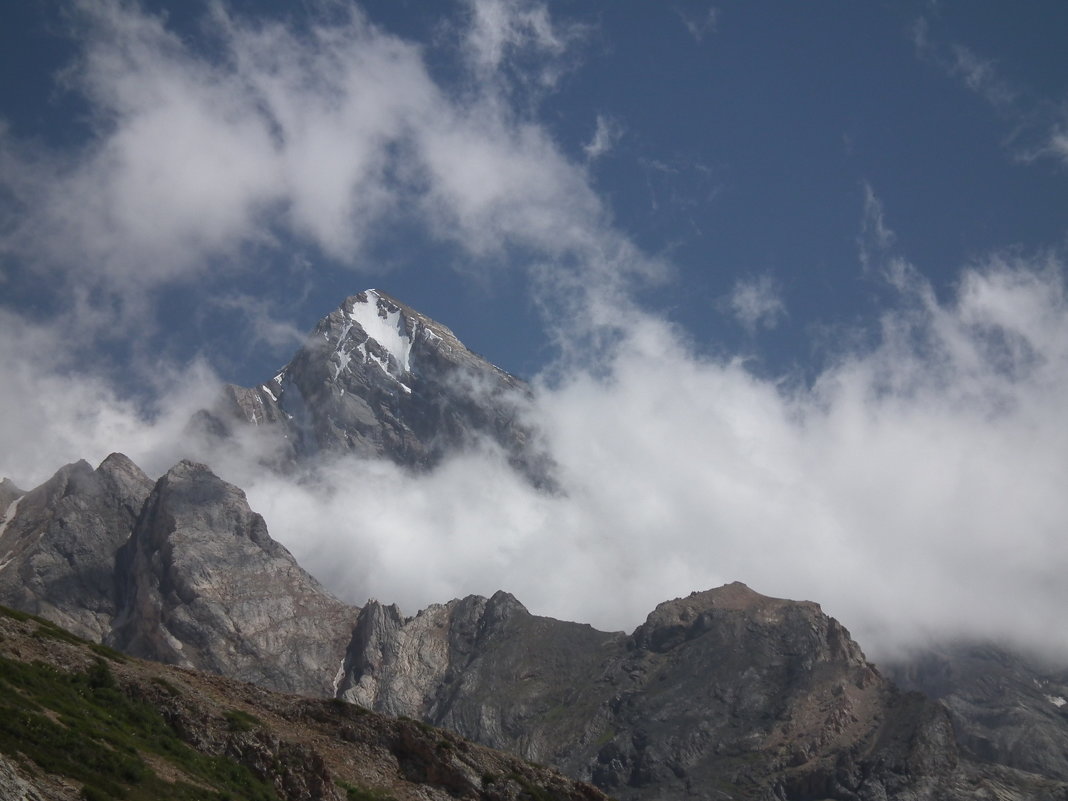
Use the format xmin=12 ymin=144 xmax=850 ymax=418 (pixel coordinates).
xmin=0 ymin=495 xmax=22 ymax=542
xmin=0 ymin=495 xmax=23 ymax=573
xmin=349 ymin=289 xmax=412 ymax=373
xmin=332 ymin=347 xmax=353 ymax=381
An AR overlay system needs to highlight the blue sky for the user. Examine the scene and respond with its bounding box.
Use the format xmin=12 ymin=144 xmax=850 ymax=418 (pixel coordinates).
xmin=3 ymin=1 xmax=1065 ymax=383
xmin=2 ymin=1 xmax=1068 ymax=656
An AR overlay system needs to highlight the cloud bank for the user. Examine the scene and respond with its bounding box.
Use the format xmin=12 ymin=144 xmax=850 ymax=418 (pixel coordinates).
xmin=233 ymin=252 xmax=1068 ymax=664
xmin=2 ymin=2 xmax=1068 ymax=665
xmin=8 ymin=251 xmax=1066 ymax=662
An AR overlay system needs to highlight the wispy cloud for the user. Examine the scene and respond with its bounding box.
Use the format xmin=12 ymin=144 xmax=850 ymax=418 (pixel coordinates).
xmin=676 ymin=5 xmax=718 ymax=43
xmin=948 ymin=44 xmax=1017 ymax=110
xmin=912 ymin=16 xmax=1068 ymax=168
xmin=723 ymin=274 xmax=786 ymax=332
xmin=208 ymin=293 xmax=309 ymax=355
xmin=857 ymin=182 xmax=897 ymax=274
xmin=460 ymin=0 xmax=589 ymax=95
xmin=583 ymin=113 xmax=623 ymax=161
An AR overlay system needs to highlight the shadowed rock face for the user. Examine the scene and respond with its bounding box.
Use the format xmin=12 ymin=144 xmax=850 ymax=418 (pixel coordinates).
xmin=109 ymin=459 xmax=356 ymax=696
xmin=0 ymin=453 xmax=152 ymax=641
xmin=339 ymin=583 xmax=1067 ymax=801
xmin=205 ymin=289 xmax=554 ymax=484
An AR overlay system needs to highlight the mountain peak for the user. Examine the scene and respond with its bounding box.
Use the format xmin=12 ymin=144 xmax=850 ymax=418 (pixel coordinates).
xmin=203 ymin=289 xmax=553 ymax=484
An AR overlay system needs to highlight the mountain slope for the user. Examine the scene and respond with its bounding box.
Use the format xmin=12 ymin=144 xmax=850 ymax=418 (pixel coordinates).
xmin=0 ymin=604 xmax=609 ymax=801
xmin=884 ymin=642 xmax=1068 ymax=783
xmin=4 ymin=450 xmax=1068 ymax=799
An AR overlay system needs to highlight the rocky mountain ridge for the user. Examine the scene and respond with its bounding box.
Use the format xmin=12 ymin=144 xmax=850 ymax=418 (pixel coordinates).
xmin=340 ymin=582 xmax=1068 ymax=801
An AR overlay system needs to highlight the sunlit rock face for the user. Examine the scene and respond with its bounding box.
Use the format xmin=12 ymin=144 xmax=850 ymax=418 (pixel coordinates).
xmin=0 ymin=455 xmax=358 ymax=698
xmin=208 ymin=289 xmax=554 ymax=484
xmin=108 ymin=459 xmax=356 ymax=697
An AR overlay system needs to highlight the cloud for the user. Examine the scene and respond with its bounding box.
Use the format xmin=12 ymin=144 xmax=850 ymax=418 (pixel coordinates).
xmin=0 ymin=1 xmax=625 ymax=323
xmin=7 ymin=247 xmax=1068 ymax=663
xmin=461 ymin=0 xmax=588 ymax=93
xmin=0 ymin=1 xmax=285 ymax=291
xmin=857 ymin=182 xmax=897 ymax=273
xmin=583 ymin=114 xmax=623 ymax=161
xmin=226 ymin=253 xmax=1068 ymax=666
xmin=0 ymin=307 xmax=231 ymax=486
xmin=207 ymin=293 xmax=309 ymax=355
xmin=676 ymin=6 xmax=718 ymax=43
xmin=948 ymin=44 xmax=1017 ymax=110
xmin=1048 ymin=129 xmax=1068 ymax=164
xmin=723 ymin=274 xmax=786 ymax=332
xmin=911 ymin=17 xmax=1068 ymax=169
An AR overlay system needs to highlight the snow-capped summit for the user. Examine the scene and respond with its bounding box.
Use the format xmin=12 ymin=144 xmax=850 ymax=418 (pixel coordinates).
xmin=204 ymin=290 xmax=552 ymax=483
xmin=343 ymin=289 xmax=413 ymax=376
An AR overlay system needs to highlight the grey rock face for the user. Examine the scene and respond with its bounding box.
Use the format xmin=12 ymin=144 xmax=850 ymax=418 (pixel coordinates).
xmin=340 ymin=582 xmax=1065 ymax=801
xmin=208 ymin=290 xmax=553 ymax=484
xmin=0 ymin=453 xmax=152 ymax=641
xmin=0 ymin=752 xmax=68 ymax=801
xmin=884 ymin=642 xmax=1068 ymax=783
xmin=109 ymin=459 xmax=356 ymax=696
xmin=339 ymin=590 xmax=618 ymax=759
xmin=0 ymin=454 xmax=359 ymax=697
